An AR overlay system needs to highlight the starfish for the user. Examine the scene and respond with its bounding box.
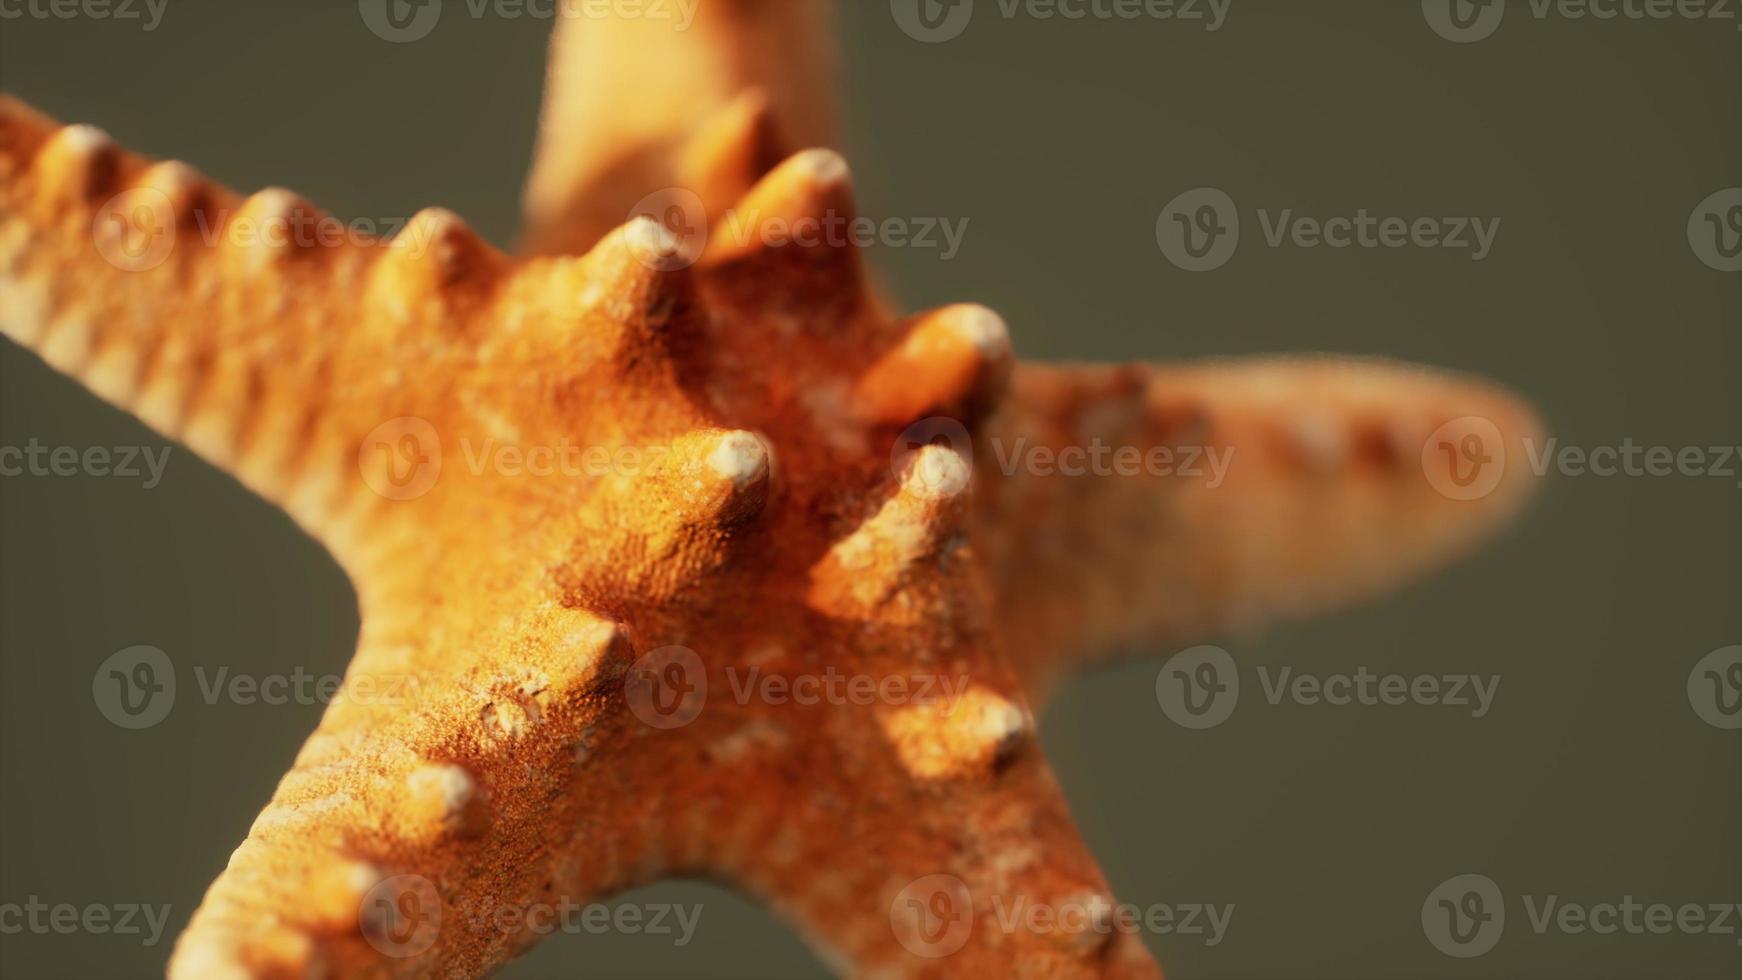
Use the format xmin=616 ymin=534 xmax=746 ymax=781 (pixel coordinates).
xmin=0 ymin=3 xmax=1540 ymax=978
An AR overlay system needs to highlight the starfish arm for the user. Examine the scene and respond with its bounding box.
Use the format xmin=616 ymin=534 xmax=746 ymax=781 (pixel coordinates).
xmin=166 ymin=408 xmax=790 ymax=977
xmin=670 ymin=700 xmax=1162 ymax=979
xmin=167 ymin=602 xmax=681 ymax=978
xmin=519 ymin=0 xmax=835 ymax=256
xmin=975 ymin=357 xmax=1544 ymax=700
xmin=0 ymin=95 xmax=519 ymax=564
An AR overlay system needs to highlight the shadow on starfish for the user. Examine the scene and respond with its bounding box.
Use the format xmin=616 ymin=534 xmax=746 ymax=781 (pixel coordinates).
xmin=0 ymin=3 xmax=1540 ymax=977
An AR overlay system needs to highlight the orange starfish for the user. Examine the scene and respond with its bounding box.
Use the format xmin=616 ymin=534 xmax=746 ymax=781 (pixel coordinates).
xmin=0 ymin=3 xmax=1540 ymax=977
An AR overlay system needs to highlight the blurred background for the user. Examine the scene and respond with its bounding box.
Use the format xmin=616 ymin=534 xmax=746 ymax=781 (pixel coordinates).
xmin=1 ymin=1 xmax=1737 ymax=977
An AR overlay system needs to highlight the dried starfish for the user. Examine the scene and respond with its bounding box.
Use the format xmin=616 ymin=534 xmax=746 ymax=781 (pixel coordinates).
xmin=0 ymin=3 xmax=1540 ymax=977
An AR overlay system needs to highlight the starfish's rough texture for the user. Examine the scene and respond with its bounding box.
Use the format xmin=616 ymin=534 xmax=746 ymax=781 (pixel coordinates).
xmin=0 ymin=5 xmax=1539 ymax=978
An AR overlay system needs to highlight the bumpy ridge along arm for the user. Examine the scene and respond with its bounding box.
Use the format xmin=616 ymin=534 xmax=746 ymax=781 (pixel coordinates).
xmin=169 ymin=424 xmax=774 ymax=978
xmin=744 ymin=445 xmax=1158 ymax=978
xmin=0 ymin=95 xmax=512 ymax=567
xmin=975 ymin=358 xmax=1543 ymax=703
xmin=686 ymin=705 xmax=1162 ymax=979
xmin=520 ymin=0 xmax=835 ymax=257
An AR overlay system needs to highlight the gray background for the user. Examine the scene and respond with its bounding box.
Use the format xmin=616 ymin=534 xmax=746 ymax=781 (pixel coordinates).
xmin=1 ymin=1 xmax=1738 ymax=977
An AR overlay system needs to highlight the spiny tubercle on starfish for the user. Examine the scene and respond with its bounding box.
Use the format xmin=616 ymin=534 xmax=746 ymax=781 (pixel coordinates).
xmin=0 ymin=13 xmax=1539 ymax=977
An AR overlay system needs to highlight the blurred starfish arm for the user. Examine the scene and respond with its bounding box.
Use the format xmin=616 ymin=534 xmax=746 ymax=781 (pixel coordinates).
xmin=520 ymin=0 xmax=836 ymax=256
xmin=974 ymin=357 xmax=1543 ymax=701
